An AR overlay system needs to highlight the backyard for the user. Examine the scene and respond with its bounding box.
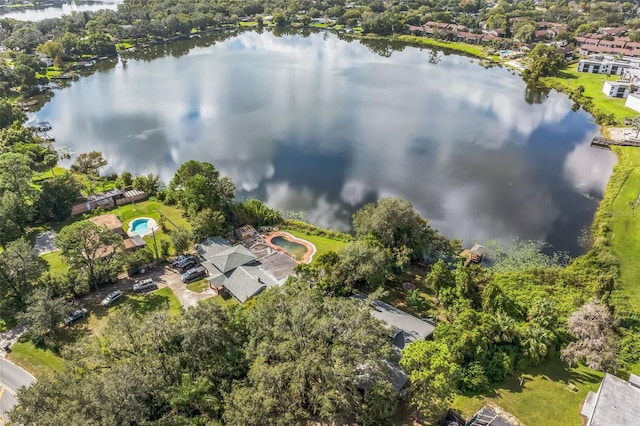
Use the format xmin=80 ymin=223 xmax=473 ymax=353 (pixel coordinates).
xmin=280 ymin=228 xmax=347 ymax=263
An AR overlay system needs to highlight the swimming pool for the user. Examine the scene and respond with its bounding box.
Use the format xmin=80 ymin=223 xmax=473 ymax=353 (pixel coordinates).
xmin=271 ymin=236 xmax=308 ymax=261
xmin=128 ymin=217 xmax=158 ymax=237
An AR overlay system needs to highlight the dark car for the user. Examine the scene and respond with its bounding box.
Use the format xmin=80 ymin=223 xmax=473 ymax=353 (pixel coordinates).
xmin=177 ymin=259 xmax=199 ymax=273
xmin=64 ymin=308 xmax=89 ymax=326
xmin=101 ymin=290 xmax=123 ymax=307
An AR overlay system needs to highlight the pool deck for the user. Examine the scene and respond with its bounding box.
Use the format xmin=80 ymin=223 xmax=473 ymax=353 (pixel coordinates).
xmin=263 ymin=231 xmax=316 ymax=264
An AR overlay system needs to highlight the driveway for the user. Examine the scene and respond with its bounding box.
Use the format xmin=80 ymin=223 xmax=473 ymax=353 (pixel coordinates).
xmin=93 ymin=265 xmax=216 ymax=309
xmin=0 ymin=358 xmax=35 ymax=424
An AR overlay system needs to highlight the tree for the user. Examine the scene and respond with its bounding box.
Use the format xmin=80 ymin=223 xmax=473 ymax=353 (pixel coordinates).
xmin=35 ymin=174 xmax=81 ymax=222
xmin=0 ymin=192 xmax=34 ymax=247
xmin=70 ymin=150 xmax=108 ymax=177
xmin=0 ymin=100 xmax=27 ymax=130
xmin=55 ymin=221 xmax=125 ymax=290
xmin=524 ymin=43 xmax=566 ymax=81
xmin=352 ymin=197 xmax=438 ymax=263
xmin=425 ymin=259 xmax=455 ymax=298
xmin=400 ymin=340 xmax=461 ymax=421
xmin=36 ymin=40 xmax=64 ymax=60
xmin=190 ymin=208 xmax=226 ymax=242
xmin=0 ymin=152 xmax=35 ymax=198
xmin=225 ymin=283 xmax=398 ymax=425
xmin=0 ymin=238 xmax=46 ymax=312
xmin=133 ymin=173 xmax=163 ymax=195
xmin=170 ymin=226 xmax=192 ymax=254
xmin=561 ymin=301 xmax=618 ymax=372
xmin=169 ymin=160 xmax=235 ymax=216
xmin=332 ymin=240 xmax=389 ymax=294
xmin=16 ymin=288 xmax=72 ymax=346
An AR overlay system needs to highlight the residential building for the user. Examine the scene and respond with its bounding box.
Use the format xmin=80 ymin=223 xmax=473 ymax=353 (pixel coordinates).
xmin=581 ymin=373 xmax=640 ymax=426
xmin=577 ymin=59 xmax=632 ymax=75
xmin=602 ymin=80 xmax=635 ymax=98
xmin=196 ymin=236 xmax=279 ymax=303
xmin=71 ymin=188 xmax=147 ymax=216
xmin=625 ymin=93 xmax=640 ymax=113
xmin=353 ymin=294 xmax=436 ymax=391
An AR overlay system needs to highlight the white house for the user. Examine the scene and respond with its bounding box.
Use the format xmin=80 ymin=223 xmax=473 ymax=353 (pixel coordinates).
xmin=625 ymin=93 xmax=640 ymax=112
xmin=602 ymin=80 xmax=635 ymax=98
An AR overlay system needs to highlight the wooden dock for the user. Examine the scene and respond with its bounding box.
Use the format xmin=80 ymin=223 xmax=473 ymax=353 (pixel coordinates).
xmin=591 ymin=136 xmax=640 ymax=149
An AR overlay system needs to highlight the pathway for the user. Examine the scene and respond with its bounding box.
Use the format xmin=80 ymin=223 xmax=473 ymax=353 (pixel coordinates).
xmin=0 ymin=358 xmax=35 ymax=424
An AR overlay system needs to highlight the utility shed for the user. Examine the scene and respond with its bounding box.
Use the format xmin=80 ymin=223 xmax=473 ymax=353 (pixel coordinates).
xmin=581 ymin=373 xmax=640 ymax=426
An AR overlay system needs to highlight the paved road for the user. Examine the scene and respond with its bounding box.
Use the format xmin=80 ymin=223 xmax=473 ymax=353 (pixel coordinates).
xmin=0 ymin=358 xmax=35 ymax=424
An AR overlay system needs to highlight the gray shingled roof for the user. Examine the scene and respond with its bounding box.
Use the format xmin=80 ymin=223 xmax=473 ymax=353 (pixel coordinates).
xmin=582 ymin=373 xmax=640 ymax=426
xmin=210 ymin=245 xmax=257 ymax=274
xmin=353 ymin=294 xmax=435 ymax=349
xmin=208 ymin=264 xmax=275 ymax=303
xmin=195 ymin=236 xmax=231 ymax=260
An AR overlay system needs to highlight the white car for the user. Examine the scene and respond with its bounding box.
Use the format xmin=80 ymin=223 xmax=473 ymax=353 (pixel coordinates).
xmin=133 ymin=278 xmax=155 ymax=292
xmin=101 ymin=290 xmax=123 ymax=307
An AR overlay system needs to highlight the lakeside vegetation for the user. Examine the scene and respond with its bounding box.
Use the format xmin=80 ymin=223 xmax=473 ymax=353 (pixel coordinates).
xmin=2 ymin=0 xmax=640 ymax=423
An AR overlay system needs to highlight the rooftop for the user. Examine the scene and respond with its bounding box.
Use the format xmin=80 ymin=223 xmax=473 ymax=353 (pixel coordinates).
xmin=582 ymin=373 xmax=640 ymax=426
xmin=208 ymin=263 xmax=275 ymax=303
xmin=353 ymin=294 xmax=435 ymax=348
xmin=210 ymin=245 xmax=257 ymax=274
xmin=89 ymin=214 xmax=124 ymax=233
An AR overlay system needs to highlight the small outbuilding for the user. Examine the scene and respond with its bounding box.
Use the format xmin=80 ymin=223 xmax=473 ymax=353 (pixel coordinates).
xmin=234 ymin=225 xmax=257 ymax=241
xmin=460 ymin=243 xmax=487 ymax=265
xmin=89 ymin=214 xmax=126 ymax=236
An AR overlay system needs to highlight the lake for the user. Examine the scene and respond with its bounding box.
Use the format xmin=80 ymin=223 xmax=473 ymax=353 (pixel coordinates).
xmin=0 ymin=1 xmax=121 ymax=21
xmin=32 ymin=30 xmax=617 ymax=255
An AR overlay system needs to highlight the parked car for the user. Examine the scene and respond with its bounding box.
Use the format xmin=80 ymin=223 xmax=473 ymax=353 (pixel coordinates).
xmin=171 ymin=255 xmax=190 ymax=268
xmin=133 ymin=278 xmax=155 ymax=292
xmin=101 ymin=290 xmax=123 ymax=307
xmin=64 ymin=308 xmax=89 ymax=326
xmin=181 ymin=266 xmax=207 ymax=283
xmin=177 ymin=259 xmax=199 ymax=273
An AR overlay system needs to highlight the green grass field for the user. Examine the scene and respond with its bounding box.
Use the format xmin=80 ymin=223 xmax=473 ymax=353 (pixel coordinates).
xmin=41 ymin=250 xmax=68 ymax=277
xmin=7 ymin=341 xmax=65 ymax=377
xmin=600 ymin=147 xmax=640 ymax=307
xmin=453 ymin=359 xmax=603 ymax=426
xmin=544 ymin=66 xmax=636 ymax=122
xmin=280 ymin=228 xmax=348 ymax=263
xmin=8 ymin=287 xmax=181 ymax=377
xmin=396 ymin=35 xmax=488 ymax=58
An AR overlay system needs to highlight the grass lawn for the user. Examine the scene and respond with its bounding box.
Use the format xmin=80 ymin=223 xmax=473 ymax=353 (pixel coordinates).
xmin=600 ymin=147 xmax=640 ymax=308
xmin=202 ymin=293 xmax=238 ymax=308
xmin=280 ymin=228 xmax=348 ymax=262
xmin=186 ymin=279 xmax=209 ymax=293
xmin=452 ymin=359 xmax=603 ymax=426
xmin=33 ymin=166 xmax=67 ymax=181
xmin=543 ymin=67 xmax=636 ymax=123
xmin=7 ymin=341 xmax=65 ymax=377
xmin=41 ymin=250 xmax=68 ymax=278
xmin=396 ymin=35 xmax=488 ymax=58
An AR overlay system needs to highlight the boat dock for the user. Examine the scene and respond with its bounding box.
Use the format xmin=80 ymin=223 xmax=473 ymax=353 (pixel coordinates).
xmin=591 ymin=136 xmax=640 ymax=149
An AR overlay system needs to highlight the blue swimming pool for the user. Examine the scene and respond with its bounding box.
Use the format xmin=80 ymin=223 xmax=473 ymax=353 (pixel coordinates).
xmin=130 ymin=218 xmax=150 ymax=236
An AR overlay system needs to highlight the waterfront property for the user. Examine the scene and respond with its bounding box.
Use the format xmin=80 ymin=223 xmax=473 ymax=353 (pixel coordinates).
xmin=89 ymin=214 xmax=147 ymax=254
xmin=625 ymin=93 xmax=640 ymax=112
xmin=581 ymin=373 xmax=640 ymax=426
xmin=195 ymin=236 xmax=286 ymax=304
xmin=577 ymin=58 xmax=633 ymax=75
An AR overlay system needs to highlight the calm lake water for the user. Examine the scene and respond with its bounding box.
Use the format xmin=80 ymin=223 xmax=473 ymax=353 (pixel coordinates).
xmin=33 ymin=31 xmax=617 ymax=255
xmin=0 ymin=1 xmax=121 ymax=21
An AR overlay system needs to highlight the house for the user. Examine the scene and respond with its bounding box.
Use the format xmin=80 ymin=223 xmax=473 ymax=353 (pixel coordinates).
xmin=581 ymin=373 xmax=640 ymax=426
xmin=71 ymin=189 xmax=147 ymax=216
xmin=602 ymin=80 xmax=635 ymax=98
xmin=625 ymin=93 xmax=640 ymax=112
xmin=195 ymin=237 xmax=278 ymax=303
xmin=353 ymin=294 xmax=436 ymax=391
xmin=352 ymin=294 xmax=436 ymax=348
xmin=467 ymin=406 xmax=517 ymax=426
xmin=89 ymin=214 xmax=126 ymax=237
xmin=89 ymin=214 xmax=146 ymax=253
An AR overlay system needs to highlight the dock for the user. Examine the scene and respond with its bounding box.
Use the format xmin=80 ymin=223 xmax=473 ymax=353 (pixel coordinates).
xmin=591 ymin=136 xmax=640 ymax=149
